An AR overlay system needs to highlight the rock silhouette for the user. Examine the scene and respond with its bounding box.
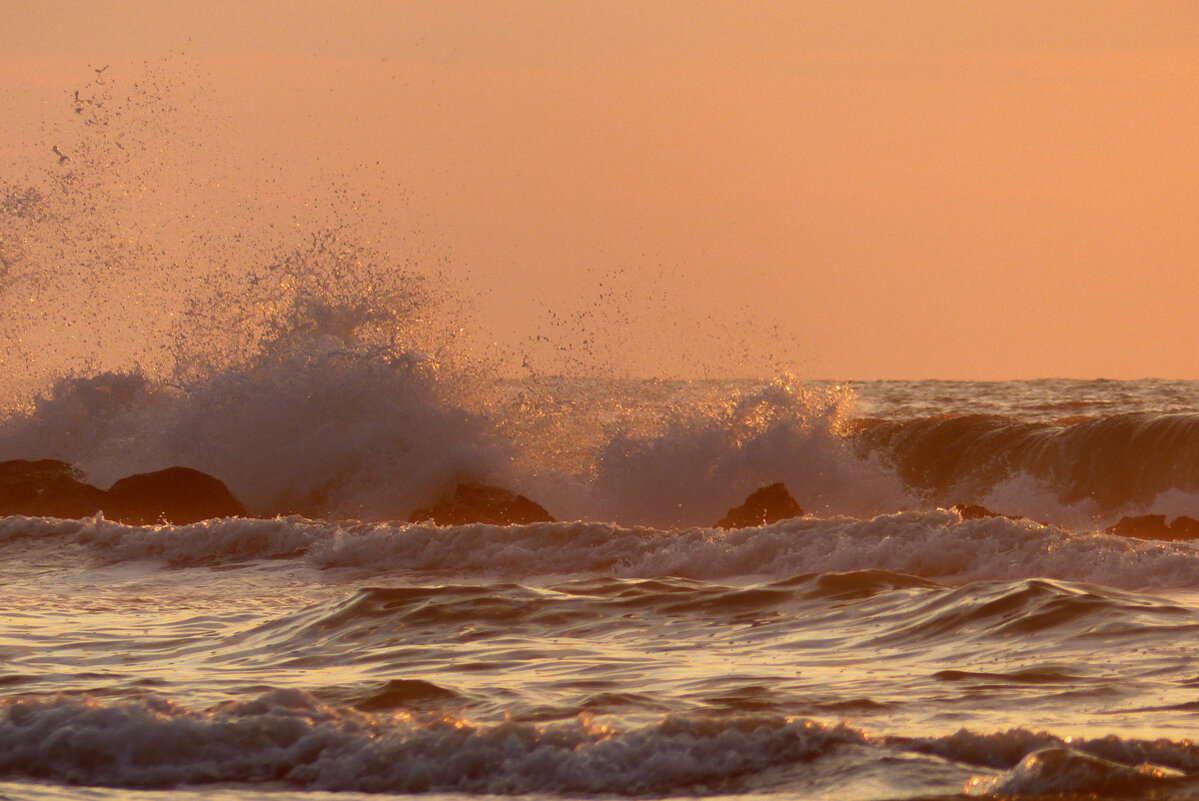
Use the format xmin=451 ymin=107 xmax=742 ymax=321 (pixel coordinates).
xmin=0 ymin=459 xmax=108 ymax=518
xmin=952 ymin=504 xmax=1025 ymax=522
xmin=105 ymin=466 xmax=248 ymax=525
xmin=0 ymin=460 xmax=246 ymax=524
xmin=409 ymin=483 xmax=555 ymax=526
xmin=716 ymin=483 xmax=803 ymax=528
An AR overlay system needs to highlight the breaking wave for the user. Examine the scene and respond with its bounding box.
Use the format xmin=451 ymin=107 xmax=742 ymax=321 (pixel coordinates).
xmin=3 ymin=691 xmax=1199 ymax=797
xmin=860 ymin=412 xmax=1199 ymax=516
xmin=7 ymin=509 xmax=1199 ymax=590
xmin=5 ymin=61 xmax=1199 ymax=531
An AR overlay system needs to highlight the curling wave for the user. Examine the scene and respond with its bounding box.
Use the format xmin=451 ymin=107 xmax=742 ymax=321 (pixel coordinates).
xmin=859 ymin=411 xmax=1199 ymax=516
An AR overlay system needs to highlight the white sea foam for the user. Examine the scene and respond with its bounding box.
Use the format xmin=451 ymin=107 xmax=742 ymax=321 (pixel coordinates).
xmin=975 ymin=471 xmax=1104 ymax=529
xmin=1142 ymin=487 xmax=1199 ymax=524
xmin=4 ymin=692 xmax=1199 ymax=796
xmin=21 ymin=508 xmax=1198 ymax=590
xmin=0 ymin=369 xmax=915 ymax=527
xmin=0 ymin=352 xmax=513 ymax=522
xmin=77 ymin=515 xmax=331 ymax=564
xmin=0 ymin=692 xmax=863 ymax=794
xmin=585 ymin=378 xmax=912 ymax=527
xmin=307 ymin=510 xmax=1199 ymax=589
xmin=0 ymin=515 xmax=84 ymax=543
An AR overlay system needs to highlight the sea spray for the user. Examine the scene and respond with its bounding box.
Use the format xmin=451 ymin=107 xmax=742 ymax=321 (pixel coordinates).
xmin=7 ymin=63 xmax=1199 ymax=530
xmin=0 ymin=62 xmax=517 ymax=519
xmin=588 ymin=377 xmax=910 ymax=527
xmin=0 ymin=59 xmax=466 ymax=409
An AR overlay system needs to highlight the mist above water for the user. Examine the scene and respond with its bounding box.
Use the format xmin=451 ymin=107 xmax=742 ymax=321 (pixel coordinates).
xmin=0 ymin=63 xmax=896 ymax=525
xmin=5 ymin=64 xmax=1199 ymax=530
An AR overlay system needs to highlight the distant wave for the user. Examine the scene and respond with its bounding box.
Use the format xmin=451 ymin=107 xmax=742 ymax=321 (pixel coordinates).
xmin=857 ymin=411 xmax=1199 ymax=518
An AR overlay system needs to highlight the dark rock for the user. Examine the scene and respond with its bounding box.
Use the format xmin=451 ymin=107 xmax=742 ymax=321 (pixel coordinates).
xmin=952 ymin=504 xmax=1025 ymax=522
xmin=0 ymin=459 xmax=79 ymax=507
xmin=716 ymin=483 xmax=803 ymax=528
xmin=0 ymin=459 xmax=108 ymax=518
xmin=409 ymin=483 xmax=555 ymax=526
xmin=106 ymin=466 xmax=248 ymax=525
xmin=1106 ymin=514 xmax=1199 ymax=541
xmin=954 ymin=503 xmax=998 ymax=520
xmin=0 ymin=460 xmax=247 ymax=524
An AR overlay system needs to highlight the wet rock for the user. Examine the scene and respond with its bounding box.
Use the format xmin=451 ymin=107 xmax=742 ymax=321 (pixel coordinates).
xmin=0 ymin=460 xmax=78 ymax=507
xmin=105 ymin=466 xmax=248 ymax=525
xmin=952 ymin=504 xmax=1025 ymax=522
xmin=954 ymin=503 xmax=998 ymax=520
xmin=0 ymin=460 xmax=247 ymax=523
xmin=716 ymin=483 xmax=803 ymax=528
xmin=0 ymin=459 xmax=108 ymax=518
xmin=409 ymin=483 xmax=555 ymax=526
xmin=1106 ymin=514 xmax=1199 ymax=541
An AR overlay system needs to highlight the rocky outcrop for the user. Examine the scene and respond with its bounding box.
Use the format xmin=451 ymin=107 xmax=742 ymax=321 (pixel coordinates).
xmin=0 ymin=460 xmax=246 ymax=524
xmin=409 ymin=483 xmax=555 ymax=526
xmin=716 ymin=483 xmax=803 ymax=528
xmin=105 ymin=466 xmax=248 ymax=525
xmin=952 ymin=504 xmax=1025 ymax=522
xmin=0 ymin=459 xmax=109 ymax=518
xmin=1106 ymin=514 xmax=1199 ymax=541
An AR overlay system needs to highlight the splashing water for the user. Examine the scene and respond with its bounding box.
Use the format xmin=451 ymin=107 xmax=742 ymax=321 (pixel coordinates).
xmin=0 ymin=62 xmax=908 ymax=526
xmin=5 ymin=62 xmax=1199 ymax=530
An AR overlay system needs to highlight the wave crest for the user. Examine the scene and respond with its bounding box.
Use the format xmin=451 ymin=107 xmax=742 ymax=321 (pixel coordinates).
xmin=0 ymin=692 xmax=862 ymax=794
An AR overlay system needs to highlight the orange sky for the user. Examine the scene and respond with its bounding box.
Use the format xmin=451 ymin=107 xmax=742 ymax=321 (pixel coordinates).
xmin=4 ymin=3 xmax=1199 ymax=380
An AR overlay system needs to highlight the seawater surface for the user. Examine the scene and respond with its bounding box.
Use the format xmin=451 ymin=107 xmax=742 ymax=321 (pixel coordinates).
xmin=3 ymin=380 xmax=1199 ymax=800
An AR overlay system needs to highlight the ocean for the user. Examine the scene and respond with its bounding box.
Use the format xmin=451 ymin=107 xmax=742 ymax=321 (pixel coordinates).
xmin=2 ymin=376 xmax=1199 ymax=800
xmin=6 ymin=67 xmax=1199 ymax=800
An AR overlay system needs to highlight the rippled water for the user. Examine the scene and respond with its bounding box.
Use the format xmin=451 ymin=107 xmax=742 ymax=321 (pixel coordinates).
xmin=5 ymin=386 xmax=1199 ymax=801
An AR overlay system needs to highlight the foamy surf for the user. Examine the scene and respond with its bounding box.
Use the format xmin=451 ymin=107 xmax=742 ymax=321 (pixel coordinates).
xmin=6 ymin=509 xmax=1195 ymax=590
xmin=2 ymin=692 xmax=1199 ymax=798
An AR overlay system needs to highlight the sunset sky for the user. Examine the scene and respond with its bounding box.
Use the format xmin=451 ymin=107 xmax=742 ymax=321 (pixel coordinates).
xmin=4 ymin=2 xmax=1199 ymax=380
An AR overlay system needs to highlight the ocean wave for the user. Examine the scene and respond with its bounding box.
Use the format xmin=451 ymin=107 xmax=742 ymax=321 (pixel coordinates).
xmin=0 ymin=354 xmax=513 ymax=523
xmin=584 ymin=378 xmax=908 ymax=526
xmin=4 ymin=691 xmax=1199 ymax=797
xmin=859 ymin=411 xmax=1199 ymax=515
xmin=9 ymin=371 xmax=1199 ymax=530
xmin=0 ymin=692 xmax=863 ymax=794
xmin=298 ymin=510 xmax=1199 ymax=589
xmin=0 ymin=515 xmax=84 ymax=543
xmin=8 ymin=509 xmax=1199 ymax=589
xmin=861 ymin=577 xmax=1193 ymax=647
xmin=907 ymin=729 xmax=1199 ymax=797
xmin=188 ymin=571 xmax=1198 ymax=689
xmin=964 ymin=746 xmax=1189 ymax=797
xmin=75 ymin=514 xmax=331 ymax=564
